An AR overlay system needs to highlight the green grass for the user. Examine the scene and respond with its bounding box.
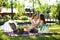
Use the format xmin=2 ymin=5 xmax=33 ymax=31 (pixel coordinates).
xmin=0 ymin=24 xmax=60 ymax=40
xmin=14 ymin=20 xmax=29 ymax=23
xmin=49 ymin=24 xmax=60 ymax=33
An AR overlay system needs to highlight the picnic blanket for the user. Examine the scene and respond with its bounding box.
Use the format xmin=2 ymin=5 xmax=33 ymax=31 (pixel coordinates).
xmin=7 ymin=32 xmax=58 ymax=36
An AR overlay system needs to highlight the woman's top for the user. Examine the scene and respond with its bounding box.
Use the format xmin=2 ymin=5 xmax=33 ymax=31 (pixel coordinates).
xmin=28 ymin=19 xmax=40 ymax=31
xmin=32 ymin=19 xmax=39 ymax=24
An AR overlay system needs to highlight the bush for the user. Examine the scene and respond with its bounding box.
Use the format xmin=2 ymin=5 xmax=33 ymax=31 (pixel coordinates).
xmin=20 ymin=16 xmax=29 ymax=20
xmin=0 ymin=19 xmax=5 ymax=22
xmin=3 ymin=15 xmax=11 ymax=21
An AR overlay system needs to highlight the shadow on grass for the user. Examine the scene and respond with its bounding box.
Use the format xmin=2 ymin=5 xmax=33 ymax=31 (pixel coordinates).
xmin=0 ymin=24 xmax=60 ymax=40
xmin=0 ymin=31 xmax=60 ymax=40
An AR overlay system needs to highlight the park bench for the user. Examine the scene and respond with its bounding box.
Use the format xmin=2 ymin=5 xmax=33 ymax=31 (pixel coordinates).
xmin=45 ymin=19 xmax=58 ymax=26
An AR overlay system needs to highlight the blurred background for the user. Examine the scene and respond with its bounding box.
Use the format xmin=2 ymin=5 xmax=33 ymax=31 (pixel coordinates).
xmin=0 ymin=0 xmax=60 ymax=25
xmin=0 ymin=0 xmax=60 ymax=40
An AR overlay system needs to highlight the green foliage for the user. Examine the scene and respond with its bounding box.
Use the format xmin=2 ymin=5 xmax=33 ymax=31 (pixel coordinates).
xmin=0 ymin=0 xmax=10 ymax=8
xmin=4 ymin=15 xmax=11 ymax=21
xmin=0 ymin=19 xmax=5 ymax=22
xmin=50 ymin=6 xmax=57 ymax=18
xmin=0 ymin=15 xmax=11 ymax=22
xmin=16 ymin=3 xmax=25 ymax=16
xmin=51 ymin=6 xmax=57 ymax=13
xmin=35 ymin=1 xmax=51 ymax=14
xmin=0 ymin=0 xmax=4 ymax=4
xmin=56 ymin=3 xmax=60 ymax=24
xmin=0 ymin=0 xmax=25 ymax=16
xmin=14 ymin=15 xmax=20 ymax=20
xmin=20 ymin=16 xmax=29 ymax=20
xmin=50 ymin=1 xmax=60 ymax=24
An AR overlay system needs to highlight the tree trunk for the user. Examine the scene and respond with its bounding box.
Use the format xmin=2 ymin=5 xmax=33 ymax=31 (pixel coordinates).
xmin=0 ymin=6 xmax=2 ymax=13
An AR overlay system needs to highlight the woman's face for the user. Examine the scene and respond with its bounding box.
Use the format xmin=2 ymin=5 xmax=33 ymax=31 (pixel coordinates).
xmin=34 ymin=15 xmax=39 ymax=20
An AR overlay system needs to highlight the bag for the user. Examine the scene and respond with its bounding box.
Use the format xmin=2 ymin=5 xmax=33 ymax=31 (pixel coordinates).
xmin=42 ymin=26 xmax=48 ymax=32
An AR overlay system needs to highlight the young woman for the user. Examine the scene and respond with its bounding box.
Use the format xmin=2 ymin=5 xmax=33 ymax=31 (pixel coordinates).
xmin=31 ymin=14 xmax=39 ymax=27
xmin=22 ymin=14 xmax=40 ymax=33
xmin=29 ymin=14 xmax=40 ymax=33
xmin=38 ymin=14 xmax=46 ymax=32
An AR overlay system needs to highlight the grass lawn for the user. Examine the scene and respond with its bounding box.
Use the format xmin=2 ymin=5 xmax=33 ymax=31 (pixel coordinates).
xmin=14 ymin=20 xmax=29 ymax=23
xmin=49 ymin=24 xmax=60 ymax=33
xmin=0 ymin=24 xmax=60 ymax=40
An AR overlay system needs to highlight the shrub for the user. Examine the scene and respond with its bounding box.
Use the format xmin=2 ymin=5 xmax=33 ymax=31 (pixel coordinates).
xmin=3 ymin=15 xmax=11 ymax=21
xmin=0 ymin=19 xmax=5 ymax=22
xmin=20 ymin=16 xmax=29 ymax=20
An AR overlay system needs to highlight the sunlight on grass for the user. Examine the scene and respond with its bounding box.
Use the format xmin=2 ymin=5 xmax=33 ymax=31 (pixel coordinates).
xmin=14 ymin=20 xmax=29 ymax=23
xmin=45 ymin=35 xmax=51 ymax=38
xmin=29 ymin=36 xmax=37 ymax=39
xmin=14 ymin=20 xmax=24 ymax=23
xmin=0 ymin=32 xmax=10 ymax=40
xmin=51 ymin=35 xmax=60 ymax=39
xmin=49 ymin=24 xmax=60 ymax=28
xmin=1 ymin=35 xmax=10 ymax=40
xmin=49 ymin=24 xmax=60 ymax=33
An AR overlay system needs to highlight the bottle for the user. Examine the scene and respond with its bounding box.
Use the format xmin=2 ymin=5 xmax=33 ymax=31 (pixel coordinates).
xmin=38 ymin=26 xmax=41 ymax=33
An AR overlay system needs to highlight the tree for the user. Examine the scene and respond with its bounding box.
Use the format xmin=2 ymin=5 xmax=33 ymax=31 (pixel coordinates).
xmin=35 ymin=0 xmax=51 ymax=15
xmin=0 ymin=0 xmax=11 ymax=8
xmin=0 ymin=0 xmax=25 ymax=16
xmin=51 ymin=0 xmax=60 ymax=24
xmin=50 ymin=6 xmax=57 ymax=18
xmin=56 ymin=3 xmax=60 ymax=24
xmin=16 ymin=3 xmax=25 ymax=16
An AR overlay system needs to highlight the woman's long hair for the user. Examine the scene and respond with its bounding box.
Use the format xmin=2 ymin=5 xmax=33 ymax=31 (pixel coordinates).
xmin=32 ymin=14 xmax=37 ymax=19
xmin=40 ymin=14 xmax=46 ymax=24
